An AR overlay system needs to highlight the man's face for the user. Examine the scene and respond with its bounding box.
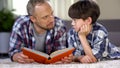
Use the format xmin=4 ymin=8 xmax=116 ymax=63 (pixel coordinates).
xmin=31 ymin=2 xmax=55 ymax=31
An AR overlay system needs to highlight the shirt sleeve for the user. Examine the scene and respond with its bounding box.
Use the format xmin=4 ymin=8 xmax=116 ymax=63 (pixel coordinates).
xmin=9 ymin=16 xmax=29 ymax=61
xmin=9 ymin=26 xmax=23 ymax=61
xmin=91 ymin=29 xmax=109 ymax=60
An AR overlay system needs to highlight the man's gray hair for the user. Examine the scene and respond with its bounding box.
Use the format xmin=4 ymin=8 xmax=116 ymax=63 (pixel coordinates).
xmin=27 ymin=0 xmax=46 ymax=15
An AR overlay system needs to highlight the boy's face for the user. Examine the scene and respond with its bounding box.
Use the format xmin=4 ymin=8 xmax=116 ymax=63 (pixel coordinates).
xmin=71 ymin=17 xmax=91 ymax=32
xmin=71 ymin=19 xmax=86 ymax=32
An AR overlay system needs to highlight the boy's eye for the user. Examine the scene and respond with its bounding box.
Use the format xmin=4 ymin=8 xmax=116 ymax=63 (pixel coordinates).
xmin=73 ymin=19 xmax=76 ymax=22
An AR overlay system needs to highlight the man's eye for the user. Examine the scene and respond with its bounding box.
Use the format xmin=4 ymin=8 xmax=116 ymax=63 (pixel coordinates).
xmin=43 ymin=16 xmax=48 ymax=19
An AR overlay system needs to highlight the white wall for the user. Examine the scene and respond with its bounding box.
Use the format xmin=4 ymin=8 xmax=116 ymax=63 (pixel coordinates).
xmin=1 ymin=0 xmax=120 ymax=20
xmin=0 ymin=0 xmax=12 ymax=10
xmin=0 ymin=0 xmax=3 ymax=10
xmin=50 ymin=0 xmax=120 ymax=20
xmin=49 ymin=0 xmax=78 ymax=20
xmin=96 ymin=0 xmax=120 ymax=20
xmin=0 ymin=0 xmax=7 ymax=10
xmin=12 ymin=0 xmax=29 ymax=15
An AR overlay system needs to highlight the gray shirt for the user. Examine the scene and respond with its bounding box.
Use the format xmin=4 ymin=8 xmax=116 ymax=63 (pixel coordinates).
xmin=32 ymin=24 xmax=46 ymax=52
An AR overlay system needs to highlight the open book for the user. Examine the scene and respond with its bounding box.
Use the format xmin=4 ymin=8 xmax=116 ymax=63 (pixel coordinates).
xmin=22 ymin=47 xmax=75 ymax=64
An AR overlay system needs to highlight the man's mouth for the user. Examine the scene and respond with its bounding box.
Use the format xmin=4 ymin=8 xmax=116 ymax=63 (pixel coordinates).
xmin=47 ymin=22 xmax=54 ymax=27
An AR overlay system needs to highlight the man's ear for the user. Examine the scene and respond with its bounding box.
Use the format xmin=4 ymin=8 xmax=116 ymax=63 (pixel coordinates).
xmin=85 ymin=17 xmax=92 ymax=24
xmin=30 ymin=16 xmax=36 ymax=23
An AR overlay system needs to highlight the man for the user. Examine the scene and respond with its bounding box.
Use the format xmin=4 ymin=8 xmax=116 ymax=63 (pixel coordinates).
xmin=9 ymin=0 xmax=71 ymax=63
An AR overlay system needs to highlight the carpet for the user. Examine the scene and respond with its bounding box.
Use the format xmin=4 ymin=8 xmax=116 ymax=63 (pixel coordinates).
xmin=0 ymin=58 xmax=120 ymax=68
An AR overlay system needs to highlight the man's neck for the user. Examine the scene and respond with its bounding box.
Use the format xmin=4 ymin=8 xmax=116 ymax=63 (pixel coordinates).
xmin=33 ymin=24 xmax=47 ymax=34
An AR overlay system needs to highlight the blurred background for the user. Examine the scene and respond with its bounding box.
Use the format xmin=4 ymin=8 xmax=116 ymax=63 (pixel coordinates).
xmin=0 ymin=0 xmax=120 ymax=20
xmin=0 ymin=0 xmax=120 ymax=57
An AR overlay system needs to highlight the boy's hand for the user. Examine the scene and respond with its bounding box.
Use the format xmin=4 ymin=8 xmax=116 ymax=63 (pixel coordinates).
xmin=78 ymin=24 xmax=92 ymax=37
xmin=13 ymin=52 xmax=35 ymax=63
xmin=78 ymin=55 xmax=97 ymax=63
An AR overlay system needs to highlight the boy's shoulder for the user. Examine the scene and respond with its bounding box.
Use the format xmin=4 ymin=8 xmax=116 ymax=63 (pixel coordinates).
xmin=92 ymin=22 xmax=108 ymax=36
xmin=93 ymin=22 xmax=107 ymax=32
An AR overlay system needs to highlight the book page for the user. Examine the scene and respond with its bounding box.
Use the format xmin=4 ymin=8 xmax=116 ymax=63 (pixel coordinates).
xmin=23 ymin=48 xmax=50 ymax=58
xmin=50 ymin=47 xmax=74 ymax=58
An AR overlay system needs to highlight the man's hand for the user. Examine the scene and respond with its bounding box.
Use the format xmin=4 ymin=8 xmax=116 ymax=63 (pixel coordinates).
xmin=13 ymin=52 xmax=34 ymax=63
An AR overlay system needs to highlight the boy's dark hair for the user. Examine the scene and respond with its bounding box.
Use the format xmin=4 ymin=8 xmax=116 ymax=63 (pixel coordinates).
xmin=68 ymin=0 xmax=100 ymax=24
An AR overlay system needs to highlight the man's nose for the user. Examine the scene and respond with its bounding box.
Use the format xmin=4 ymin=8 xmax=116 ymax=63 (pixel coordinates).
xmin=49 ymin=15 xmax=54 ymax=21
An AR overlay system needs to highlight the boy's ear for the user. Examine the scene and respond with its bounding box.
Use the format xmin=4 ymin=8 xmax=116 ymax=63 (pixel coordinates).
xmin=30 ymin=16 xmax=36 ymax=23
xmin=85 ymin=17 xmax=92 ymax=24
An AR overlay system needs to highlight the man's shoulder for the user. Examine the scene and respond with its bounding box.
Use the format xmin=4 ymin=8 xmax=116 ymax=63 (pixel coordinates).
xmin=48 ymin=17 xmax=66 ymax=35
xmin=54 ymin=16 xmax=65 ymax=26
xmin=13 ymin=15 xmax=31 ymax=30
xmin=67 ymin=28 xmax=76 ymax=36
xmin=54 ymin=16 xmax=61 ymax=20
xmin=14 ymin=15 xmax=31 ymax=25
xmin=16 ymin=15 xmax=30 ymax=22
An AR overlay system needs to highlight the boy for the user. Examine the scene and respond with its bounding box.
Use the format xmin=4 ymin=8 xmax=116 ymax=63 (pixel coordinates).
xmin=67 ymin=0 xmax=120 ymax=63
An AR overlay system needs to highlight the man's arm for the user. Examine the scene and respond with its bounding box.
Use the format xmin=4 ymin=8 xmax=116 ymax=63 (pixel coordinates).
xmin=9 ymin=16 xmax=35 ymax=63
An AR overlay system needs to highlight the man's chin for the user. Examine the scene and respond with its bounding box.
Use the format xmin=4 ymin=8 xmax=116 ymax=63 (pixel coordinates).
xmin=48 ymin=25 xmax=54 ymax=29
xmin=48 ymin=27 xmax=54 ymax=30
xmin=45 ymin=26 xmax=53 ymax=30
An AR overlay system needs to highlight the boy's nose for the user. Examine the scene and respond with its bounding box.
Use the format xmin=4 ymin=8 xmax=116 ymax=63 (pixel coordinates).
xmin=71 ymin=21 xmax=75 ymax=26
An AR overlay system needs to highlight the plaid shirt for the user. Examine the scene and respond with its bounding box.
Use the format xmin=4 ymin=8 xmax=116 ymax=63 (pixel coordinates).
xmin=9 ymin=15 xmax=67 ymax=60
xmin=67 ymin=22 xmax=120 ymax=60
